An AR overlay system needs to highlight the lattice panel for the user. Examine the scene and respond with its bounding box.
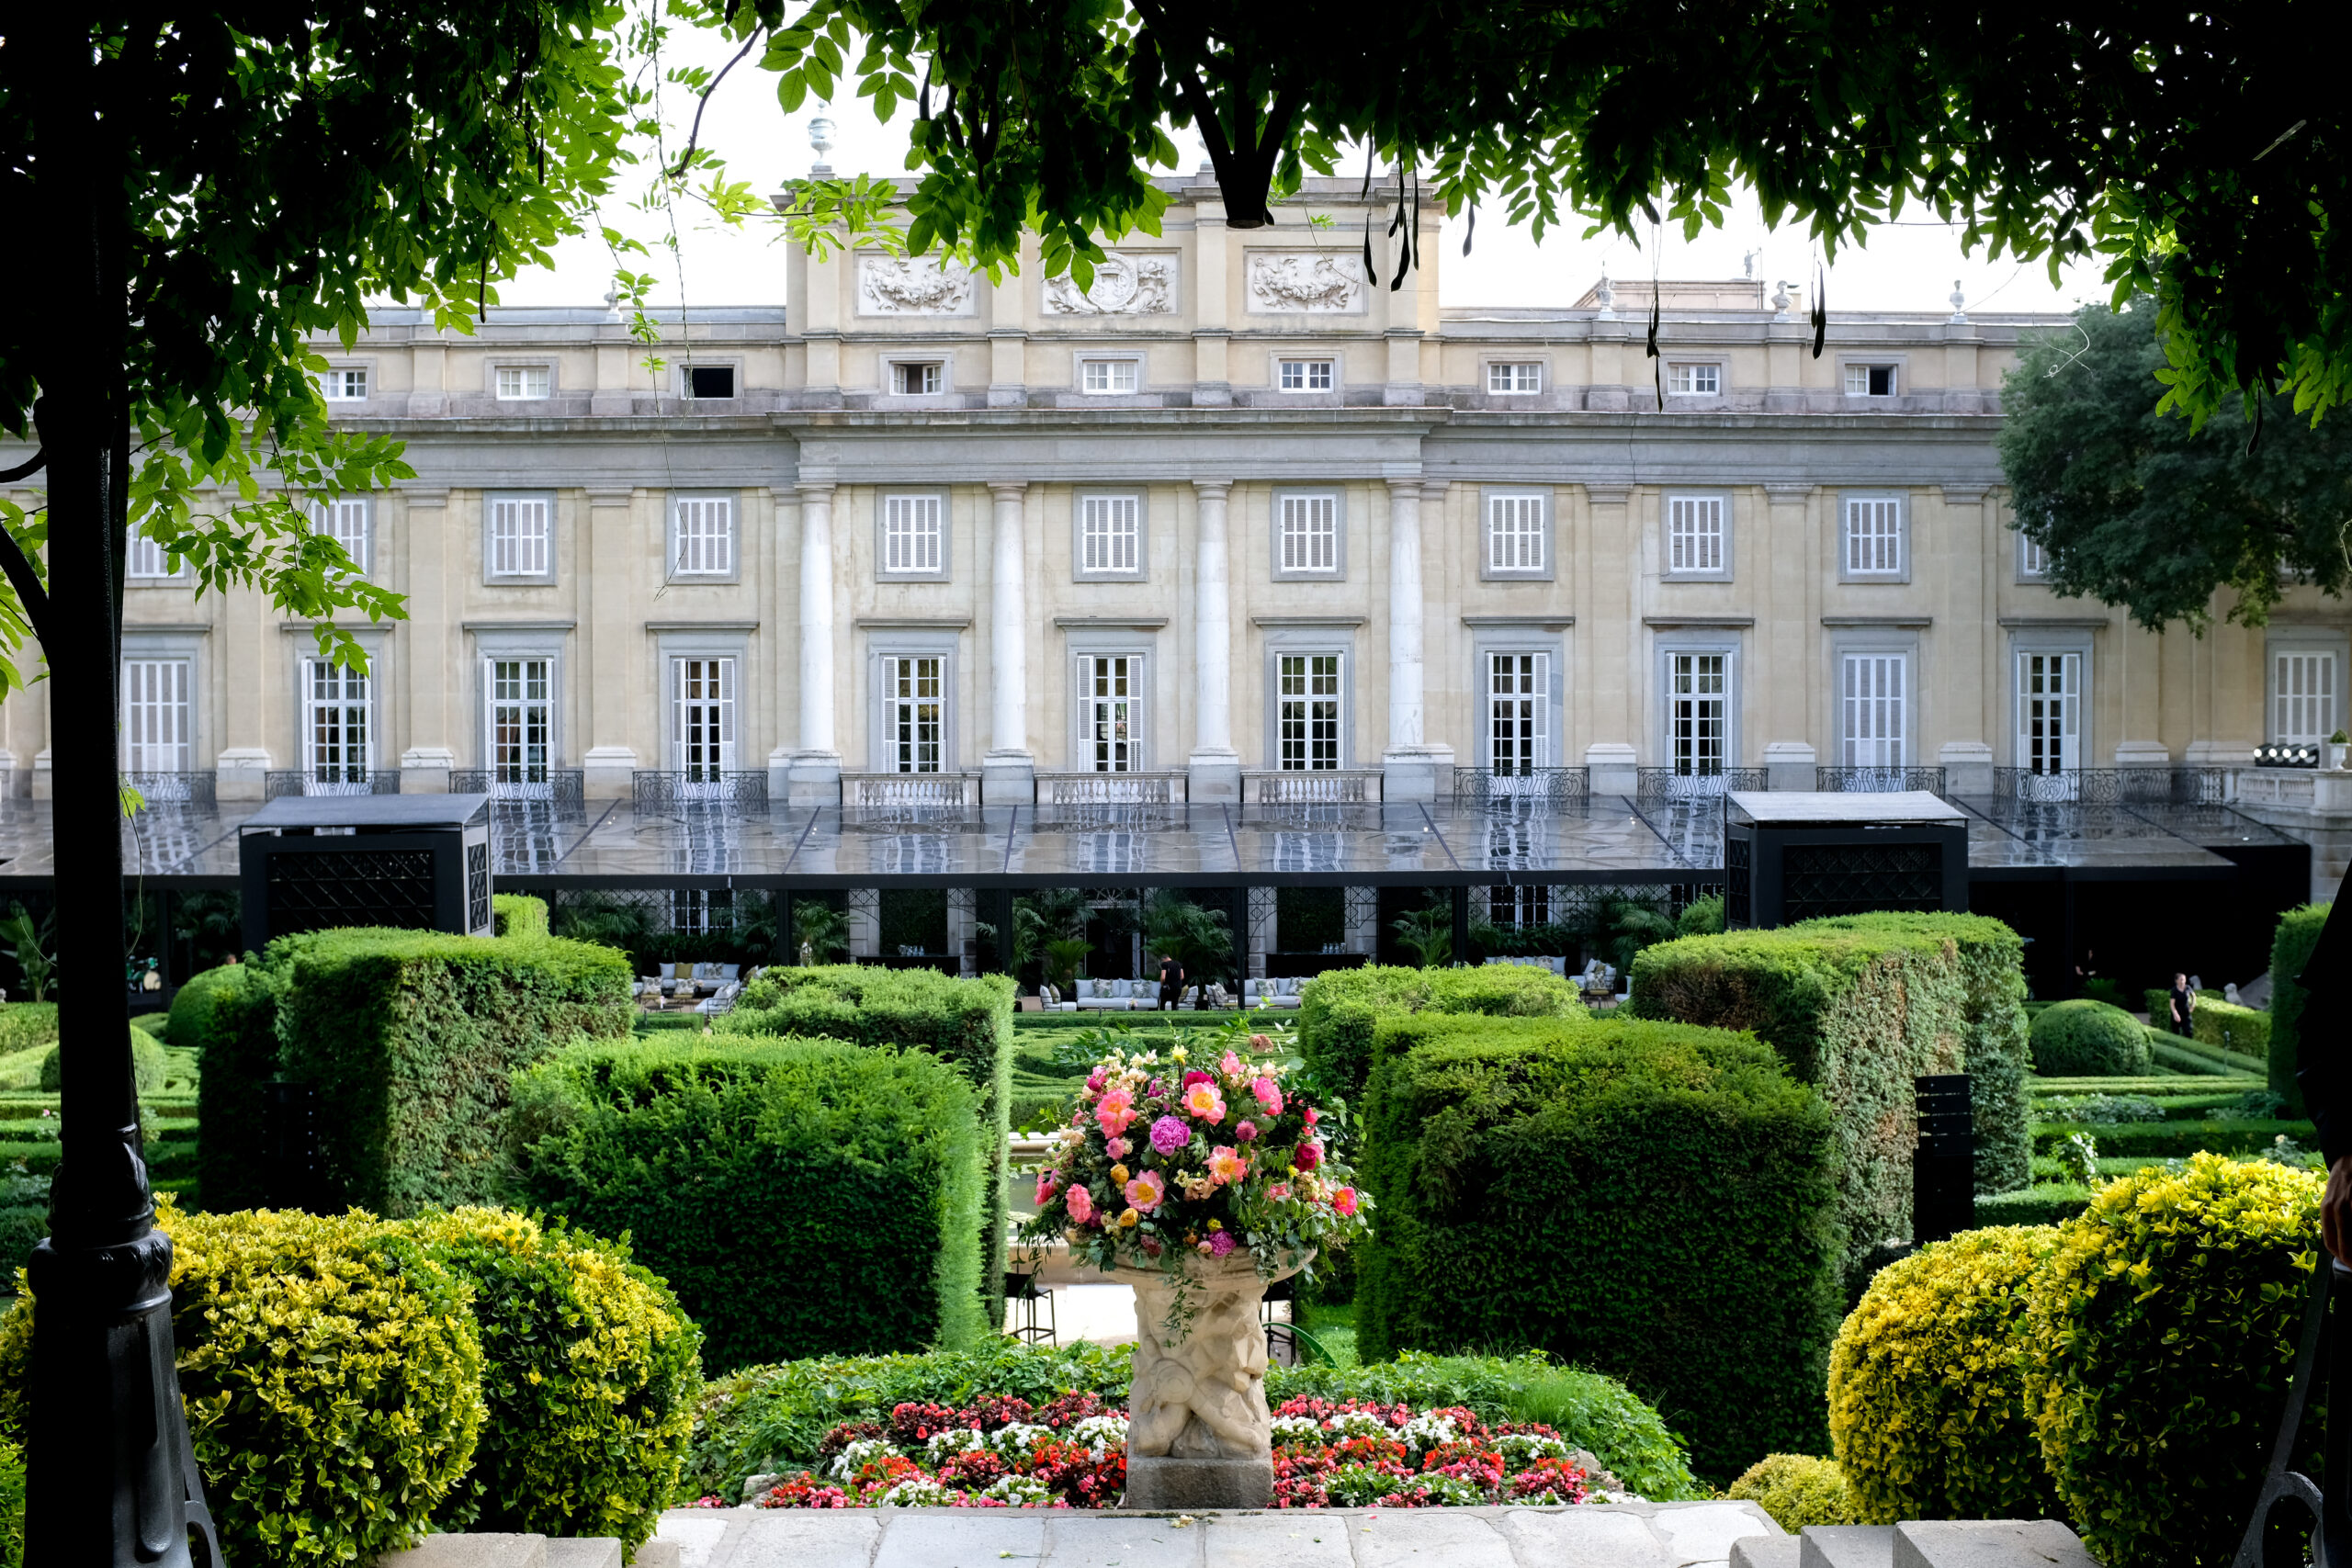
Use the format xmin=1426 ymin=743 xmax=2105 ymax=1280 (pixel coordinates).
xmin=266 ymin=848 xmax=437 ymax=932
xmin=466 ymin=841 xmax=490 ymax=931
xmin=1780 ymin=842 xmax=1941 ymax=920
xmin=1724 ymin=837 xmax=1752 ymax=927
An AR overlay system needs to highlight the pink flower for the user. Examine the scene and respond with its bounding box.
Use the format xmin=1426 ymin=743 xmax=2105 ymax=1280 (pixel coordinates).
xmin=1086 ymin=1068 xmax=1106 ymax=1092
xmin=1331 ymin=1186 xmax=1360 ymax=1217
xmin=1269 ymin=1183 xmax=1290 ymax=1201
xmin=1066 ymin=1184 xmax=1095 ymax=1224
xmin=1104 ymin=1136 xmax=1132 ymax=1162
xmin=1250 ymin=1077 xmax=1283 ymax=1115
xmin=1303 ymin=1107 xmax=1320 ymax=1127
xmin=1207 ymin=1230 xmax=1238 ymax=1258
xmin=1125 ymin=1170 xmax=1166 ymax=1213
xmin=1207 ymin=1145 xmax=1248 ymax=1185
xmin=1220 ymin=1051 xmax=1245 ymax=1077
xmin=1236 ymin=1120 xmax=1259 ymax=1143
xmin=1296 ymin=1140 xmax=1323 ymax=1172
xmin=1185 ymin=1081 xmax=1227 ymax=1123
xmin=1149 ymin=1115 xmax=1191 ymax=1156
xmin=1182 ymin=1068 xmax=1214 ymax=1089
xmin=1035 ymin=1171 xmax=1059 ymax=1205
xmin=1095 ymin=1088 xmax=1136 ymax=1136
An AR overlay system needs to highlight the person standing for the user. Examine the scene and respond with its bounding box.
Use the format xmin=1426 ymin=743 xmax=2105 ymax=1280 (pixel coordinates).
xmin=2169 ymin=972 xmax=2197 ymax=1036
xmin=1156 ymin=951 xmax=1186 ymax=1011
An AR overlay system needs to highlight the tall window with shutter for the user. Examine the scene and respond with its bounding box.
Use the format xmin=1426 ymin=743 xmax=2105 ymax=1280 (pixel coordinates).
xmin=310 ymin=498 xmax=370 ymax=576
xmin=673 ymin=497 xmax=732 ymax=576
xmin=304 ymin=658 xmax=371 ymax=782
xmin=1277 ymin=655 xmax=1343 ymax=770
xmin=121 ymin=660 xmax=192 ymax=773
xmin=2018 ymin=651 xmax=2082 ymax=774
xmin=1486 ymin=495 xmax=1545 ymax=573
xmin=1844 ymin=498 xmax=1904 ymax=575
xmin=489 ymin=497 xmax=551 ymax=579
xmin=1079 ymin=495 xmax=1140 ymax=575
xmin=884 ymin=655 xmax=945 ymax=773
xmin=1669 ymin=653 xmax=1727 ymax=776
xmin=672 ymin=657 xmax=736 ymax=779
xmin=1667 ymin=496 xmax=1725 ymax=575
xmin=1080 ymin=655 xmax=1141 ymax=772
xmin=1488 ymin=652 xmax=1549 ymax=773
xmin=1278 ymin=493 xmax=1339 ymax=574
xmin=882 ymin=493 xmax=944 ymax=574
xmin=1840 ymin=653 xmax=1907 ymax=767
xmin=2275 ymin=652 xmax=2337 ymax=746
xmin=487 ymin=659 xmax=553 ymax=783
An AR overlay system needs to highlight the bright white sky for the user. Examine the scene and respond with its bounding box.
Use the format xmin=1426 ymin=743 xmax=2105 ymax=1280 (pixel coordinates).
xmin=502 ymin=27 xmax=2112 ymax=319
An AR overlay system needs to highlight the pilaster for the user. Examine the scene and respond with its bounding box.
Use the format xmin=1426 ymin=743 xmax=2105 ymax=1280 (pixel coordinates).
xmin=1188 ymin=480 xmax=1240 ymax=800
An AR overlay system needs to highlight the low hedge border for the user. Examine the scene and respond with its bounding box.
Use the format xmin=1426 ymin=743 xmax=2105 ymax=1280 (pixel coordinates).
xmin=2030 ymin=1118 xmax=2314 ymax=1157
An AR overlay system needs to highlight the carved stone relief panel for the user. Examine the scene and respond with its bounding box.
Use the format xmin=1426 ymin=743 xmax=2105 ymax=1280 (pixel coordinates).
xmin=1042 ymin=253 xmax=1178 ymax=315
xmin=856 ymin=253 xmax=976 ymax=316
xmin=1243 ymin=252 xmax=1368 ymax=314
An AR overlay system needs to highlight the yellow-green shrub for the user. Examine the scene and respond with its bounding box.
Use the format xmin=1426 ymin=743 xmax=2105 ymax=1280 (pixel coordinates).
xmin=0 ymin=1203 xmax=485 ymax=1566
xmin=1828 ymin=1224 xmax=2061 ymax=1523
xmin=1726 ymin=1453 xmax=1858 ymax=1531
xmin=413 ymin=1209 xmax=701 ymax=1553
xmin=2022 ymin=1154 xmax=2324 ymax=1568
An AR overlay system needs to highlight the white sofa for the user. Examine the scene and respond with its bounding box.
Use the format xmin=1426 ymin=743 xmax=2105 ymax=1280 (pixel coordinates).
xmin=1484 ymin=955 xmax=1568 ymax=976
xmin=1241 ymin=977 xmax=1306 ymax=1009
xmin=1074 ymin=977 xmax=1147 ymax=1010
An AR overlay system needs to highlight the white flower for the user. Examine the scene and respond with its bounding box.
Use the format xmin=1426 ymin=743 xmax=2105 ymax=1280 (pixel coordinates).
xmin=921 ymin=1427 xmax=989 ymax=1465
xmin=984 ymin=1423 xmax=1057 ymax=1460
xmin=1067 ymin=1413 xmax=1130 ymax=1461
xmin=981 ymin=1473 xmax=1054 ymax=1506
xmin=1396 ymin=1413 xmax=1460 ymax=1450
xmin=1270 ymin=1416 xmax=1323 ymax=1441
xmin=1326 ymin=1412 xmax=1392 ymax=1440
xmin=827 ymin=1438 xmax=898 ymax=1482
xmin=1492 ymin=1432 xmax=1570 ymax=1462
xmin=876 ymin=1477 xmax=956 ymax=1507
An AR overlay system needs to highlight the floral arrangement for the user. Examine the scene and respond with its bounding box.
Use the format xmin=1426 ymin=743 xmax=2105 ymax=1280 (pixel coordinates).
xmin=1021 ymin=1038 xmax=1369 ymax=1320
xmin=747 ymin=1395 xmax=1606 ymax=1510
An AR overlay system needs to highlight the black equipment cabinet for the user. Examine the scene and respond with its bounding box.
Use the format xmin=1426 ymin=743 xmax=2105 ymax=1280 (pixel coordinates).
xmin=1724 ymin=790 xmax=1970 ymax=929
xmin=237 ymin=794 xmax=494 ymax=953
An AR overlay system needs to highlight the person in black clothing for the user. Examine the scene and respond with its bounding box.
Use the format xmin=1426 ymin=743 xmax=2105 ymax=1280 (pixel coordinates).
xmin=2169 ymin=973 xmax=2196 ymax=1036
xmin=2295 ymin=880 xmax=2352 ymax=1263
xmin=1157 ymin=952 xmax=1186 ymax=1011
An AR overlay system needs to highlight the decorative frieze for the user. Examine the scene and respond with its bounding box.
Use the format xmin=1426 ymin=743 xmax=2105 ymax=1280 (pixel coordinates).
xmin=1244 ymin=252 xmax=1367 ymax=313
xmin=1043 ymin=253 xmax=1177 ymax=315
xmin=856 ymin=253 xmax=975 ymax=316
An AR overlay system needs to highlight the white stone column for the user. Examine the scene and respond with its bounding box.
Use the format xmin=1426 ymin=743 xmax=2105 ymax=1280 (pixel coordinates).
xmin=787 ymin=481 xmax=843 ymax=806
xmin=1380 ymin=478 xmax=1452 ymax=801
xmin=982 ymin=481 xmax=1035 ymax=805
xmin=1188 ymin=480 xmax=1241 ymax=800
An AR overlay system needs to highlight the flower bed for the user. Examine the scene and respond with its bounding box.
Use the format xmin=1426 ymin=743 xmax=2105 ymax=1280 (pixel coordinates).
xmin=742 ymin=1395 xmax=1617 ymax=1510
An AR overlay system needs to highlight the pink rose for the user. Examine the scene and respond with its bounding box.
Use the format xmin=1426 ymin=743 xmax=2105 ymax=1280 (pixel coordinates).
xmin=1184 ymin=1081 xmax=1227 ymax=1123
xmin=1035 ymin=1172 xmax=1059 ymax=1205
xmin=1220 ymin=1051 xmax=1245 ymax=1077
xmin=1295 ymin=1140 xmax=1323 ymax=1172
xmin=1105 ymin=1136 xmax=1132 ymax=1161
xmin=1095 ymin=1088 xmax=1136 ymax=1136
xmin=1250 ymin=1077 xmax=1283 ymax=1115
xmin=1183 ymin=1068 xmax=1214 ymax=1089
xmin=1149 ymin=1115 xmax=1191 ymax=1156
xmin=1086 ymin=1068 xmax=1106 ymax=1092
xmin=1331 ymin=1186 xmax=1360 ymax=1217
xmin=1268 ymin=1183 xmax=1290 ymax=1201
xmin=1125 ymin=1171 xmax=1167 ymax=1213
xmin=1066 ymin=1184 xmax=1095 ymax=1224
xmin=1236 ymin=1120 xmax=1259 ymax=1143
xmin=1207 ymin=1230 xmax=1238 ymax=1258
xmin=1303 ymin=1107 xmax=1320 ymax=1127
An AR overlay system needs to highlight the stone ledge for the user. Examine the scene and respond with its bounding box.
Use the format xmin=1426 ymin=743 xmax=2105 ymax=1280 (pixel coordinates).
xmin=373 ymin=1534 xmax=665 ymax=1568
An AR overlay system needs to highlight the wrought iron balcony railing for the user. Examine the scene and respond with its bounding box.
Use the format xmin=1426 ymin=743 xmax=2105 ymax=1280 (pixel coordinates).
xmin=1814 ymin=766 xmax=1948 ymax=795
xmin=631 ymin=770 xmax=770 ymax=809
xmin=1992 ymin=767 xmax=2230 ymax=805
xmin=1452 ymin=766 xmax=1590 ymax=806
xmin=265 ymin=769 xmax=401 ymax=798
xmin=448 ymin=769 xmax=585 ymax=807
xmin=1634 ymin=767 xmax=1768 ymax=804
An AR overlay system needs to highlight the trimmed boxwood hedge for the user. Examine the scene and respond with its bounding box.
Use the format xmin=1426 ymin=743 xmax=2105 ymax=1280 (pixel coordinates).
xmin=717 ymin=966 xmax=1014 ymax=1318
xmin=2030 ymin=1117 xmax=2314 ymax=1158
xmin=1626 ymin=923 xmax=1969 ymax=1279
xmin=1799 ymin=914 xmax=2032 ymax=1196
xmin=182 ymin=963 xmax=287 ymax=1212
xmin=2028 ymin=999 xmax=2150 ymax=1077
xmin=268 ymin=929 xmax=633 ymax=1215
xmin=508 ymin=1039 xmax=987 ymax=1373
xmin=1295 ymin=963 xmax=1585 ymax=1100
xmin=2269 ymin=903 xmax=2331 ymax=1115
xmin=1354 ymin=1013 xmax=1844 ymax=1479
xmin=491 ymin=893 xmax=550 ymax=940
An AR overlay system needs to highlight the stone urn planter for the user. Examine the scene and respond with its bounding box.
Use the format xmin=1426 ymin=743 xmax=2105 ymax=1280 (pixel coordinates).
xmin=1109 ymin=1249 xmax=1311 ymax=1509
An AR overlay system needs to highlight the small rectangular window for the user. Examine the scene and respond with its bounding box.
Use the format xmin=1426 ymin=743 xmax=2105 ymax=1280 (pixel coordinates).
xmin=310 ymin=498 xmax=370 ymax=577
xmin=684 ymin=364 xmax=736 ymax=400
xmin=1845 ymin=498 xmax=1904 ymax=575
xmin=1668 ymin=496 xmax=1725 ymax=576
xmin=1487 ymin=362 xmax=1543 ymax=394
xmin=883 ymin=493 xmax=944 ymax=574
xmin=322 ymin=368 xmax=368 ymax=401
xmin=1668 ymin=362 xmax=1721 ymax=395
xmin=1277 ymin=358 xmax=1335 ymax=392
xmin=495 ymin=365 xmax=551 ymax=400
xmin=1486 ymin=494 xmax=1545 ymax=573
xmin=2018 ymin=533 xmax=2049 ymax=579
xmin=1278 ymin=493 xmax=1340 ymax=574
xmin=127 ymin=527 xmax=180 ymax=581
xmin=673 ymin=497 xmax=732 ymax=575
xmin=1080 ymin=359 xmax=1138 ymax=394
xmin=491 ymin=497 xmax=552 ymax=579
xmin=122 ymin=659 xmax=193 ymax=773
xmin=1079 ymin=494 xmax=1140 ymax=574
xmin=884 ymin=655 xmax=946 ymax=773
xmin=892 ymin=361 xmax=944 ymax=395
xmin=1844 ymin=363 xmax=1898 ymax=397
xmin=2275 ymin=652 xmax=2338 ymax=747
xmin=1277 ymin=654 xmax=1343 ymax=770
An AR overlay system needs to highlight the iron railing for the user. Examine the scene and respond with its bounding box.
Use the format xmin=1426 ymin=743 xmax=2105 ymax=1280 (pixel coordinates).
xmin=1634 ymin=767 xmax=1768 ymax=804
xmin=265 ymin=769 xmax=401 ymax=798
xmin=1242 ymin=770 xmax=1382 ymax=805
xmin=631 ymin=770 xmax=770 ymax=809
xmin=1452 ymin=767 xmax=1590 ymax=806
xmin=842 ymin=771 xmax=980 ymax=810
xmin=1814 ymin=766 xmax=1948 ymax=795
xmin=122 ymin=771 xmax=217 ymax=807
xmin=448 ymin=769 xmax=584 ymax=807
xmin=1034 ymin=771 xmax=1186 ymax=806
xmin=1992 ymin=767 xmax=2230 ymax=805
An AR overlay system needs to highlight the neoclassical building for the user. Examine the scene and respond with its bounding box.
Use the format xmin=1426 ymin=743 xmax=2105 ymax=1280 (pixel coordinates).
xmin=4 ymin=175 xmax=2346 ymax=829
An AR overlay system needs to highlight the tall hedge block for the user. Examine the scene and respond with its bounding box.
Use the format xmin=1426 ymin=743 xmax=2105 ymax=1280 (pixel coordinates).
xmin=1355 ymin=1014 xmax=1843 ymax=1479
xmin=181 ymin=964 xmax=285 ymax=1213
xmin=718 ymin=965 xmax=1014 ymax=1309
xmin=1796 ymin=914 xmax=2032 ymax=1196
xmin=1296 ymin=963 xmax=1586 ymax=1100
xmin=270 ymin=931 xmax=632 ymax=1215
xmin=2269 ymin=903 xmax=2331 ymax=1114
xmin=507 ymin=1040 xmax=986 ymax=1373
xmin=492 ymin=894 xmax=550 ymax=940
xmin=1626 ymin=925 xmax=1968 ymax=1275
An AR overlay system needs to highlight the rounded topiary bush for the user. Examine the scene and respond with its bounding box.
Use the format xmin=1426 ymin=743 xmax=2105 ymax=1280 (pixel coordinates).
xmin=38 ymin=1023 xmax=165 ymax=1094
xmin=1828 ymin=1224 xmax=2062 ymax=1523
xmin=413 ymin=1208 xmax=702 ymax=1553
xmin=2022 ymin=1153 xmax=2323 ymax=1568
xmin=0 ymin=1203 xmax=485 ymax=1566
xmin=2029 ymin=999 xmax=2149 ymax=1077
xmin=1725 ymin=1453 xmax=1856 ymax=1530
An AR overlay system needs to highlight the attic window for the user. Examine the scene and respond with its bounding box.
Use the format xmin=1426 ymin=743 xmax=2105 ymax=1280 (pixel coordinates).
xmin=1844 ymin=364 xmax=1898 ymax=397
xmin=684 ymin=365 xmax=736 ymax=400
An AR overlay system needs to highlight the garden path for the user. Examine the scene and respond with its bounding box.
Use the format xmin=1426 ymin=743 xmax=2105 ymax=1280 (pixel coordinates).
xmin=649 ymin=1499 xmax=1782 ymax=1568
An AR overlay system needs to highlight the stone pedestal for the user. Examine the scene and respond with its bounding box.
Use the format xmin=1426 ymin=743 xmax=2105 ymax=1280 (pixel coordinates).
xmin=1586 ymin=742 xmax=1638 ymax=797
xmin=982 ymin=753 xmax=1036 ymax=806
xmin=1938 ymin=741 xmax=1993 ymax=797
xmin=1187 ymin=750 xmax=1241 ymax=803
xmin=216 ymin=747 xmax=272 ymax=802
xmin=1762 ymin=740 xmax=1815 ymax=794
xmin=401 ymin=746 xmax=455 ymax=794
xmin=1380 ymin=746 xmax=1454 ymax=804
xmin=786 ymin=751 xmax=842 ymax=808
xmin=1111 ymin=1251 xmax=1308 ymax=1510
xmin=582 ymin=746 xmax=638 ymax=800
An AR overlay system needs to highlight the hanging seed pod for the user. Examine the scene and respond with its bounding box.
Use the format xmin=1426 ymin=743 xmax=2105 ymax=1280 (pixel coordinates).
xmin=1462 ymin=202 xmax=1476 ymax=257
xmin=1811 ymin=264 xmax=1827 ymax=358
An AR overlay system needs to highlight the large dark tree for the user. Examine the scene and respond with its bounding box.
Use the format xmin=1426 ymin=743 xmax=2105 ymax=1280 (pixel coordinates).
xmin=0 ymin=8 xmax=624 ymax=1560
xmin=2001 ymin=300 xmax=2352 ymax=632
xmin=681 ymin=0 xmax=2343 ymax=424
